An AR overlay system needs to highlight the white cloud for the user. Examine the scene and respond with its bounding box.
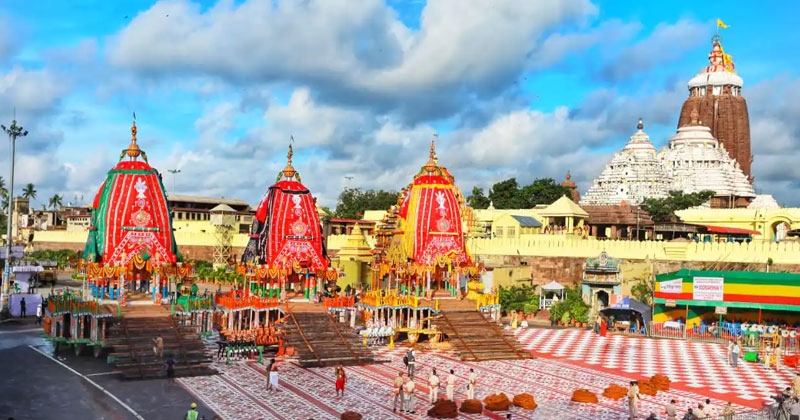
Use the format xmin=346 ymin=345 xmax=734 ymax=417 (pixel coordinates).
xmin=106 ymin=0 xmax=598 ymax=121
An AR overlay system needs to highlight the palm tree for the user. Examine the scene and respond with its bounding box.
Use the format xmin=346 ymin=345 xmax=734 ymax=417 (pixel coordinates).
xmin=22 ymin=183 xmax=36 ymax=200
xmin=0 ymin=176 xmax=7 ymax=211
xmin=48 ymin=194 xmax=63 ymax=210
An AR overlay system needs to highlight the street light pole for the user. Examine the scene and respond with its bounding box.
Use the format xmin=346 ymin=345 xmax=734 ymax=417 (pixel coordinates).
xmin=167 ymin=169 xmax=181 ymax=194
xmin=1 ymin=118 xmax=28 ymax=315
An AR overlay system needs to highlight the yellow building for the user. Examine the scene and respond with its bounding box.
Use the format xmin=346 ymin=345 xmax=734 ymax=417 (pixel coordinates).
xmin=538 ymin=196 xmax=589 ymax=233
xmin=491 ymin=213 xmax=543 ymax=239
xmin=331 ymin=224 xmax=373 ymax=288
xmin=676 ymin=206 xmax=800 ymax=243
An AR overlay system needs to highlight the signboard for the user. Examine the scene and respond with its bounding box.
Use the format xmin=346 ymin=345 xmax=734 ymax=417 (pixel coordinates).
xmin=665 ymin=300 xmax=677 ymax=308
xmin=693 ymin=277 xmax=724 ymax=301
xmin=659 ymin=278 xmax=683 ymax=294
xmin=715 ymin=306 xmax=727 ymax=314
xmin=0 ymin=246 xmax=25 ymax=259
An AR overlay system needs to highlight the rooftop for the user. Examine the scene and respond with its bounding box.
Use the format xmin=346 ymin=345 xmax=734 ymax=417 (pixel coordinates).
xmin=167 ymin=194 xmax=250 ymax=207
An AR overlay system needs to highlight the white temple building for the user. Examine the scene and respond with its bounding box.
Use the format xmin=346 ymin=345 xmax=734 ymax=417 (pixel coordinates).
xmin=748 ymin=195 xmax=780 ymax=209
xmin=580 ymin=119 xmax=670 ymax=206
xmin=660 ymin=108 xmax=755 ymax=208
xmin=582 ymin=111 xmax=755 ymax=209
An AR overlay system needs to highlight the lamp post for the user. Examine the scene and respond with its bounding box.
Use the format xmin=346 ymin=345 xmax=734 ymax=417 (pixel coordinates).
xmin=167 ymin=169 xmax=181 ymax=194
xmin=1 ymin=118 xmax=28 ymax=314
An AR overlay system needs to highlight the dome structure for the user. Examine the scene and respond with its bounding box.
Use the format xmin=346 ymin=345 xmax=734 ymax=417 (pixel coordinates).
xmin=241 ymin=144 xmax=328 ymax=271
xmin=748 ymin=195 xmax=780 ymax=209
xmin=386 ymin=137 xmax=471 ymax=267
xmin=83 ymin=119 xmax=180 ymax=269
xmin=580 ymin=119 xmax=669 ymax=206
xmin=677 ymin=34 xmax=752 ymax=182
xmin=660 ymin=108 xmax=755 ymax=207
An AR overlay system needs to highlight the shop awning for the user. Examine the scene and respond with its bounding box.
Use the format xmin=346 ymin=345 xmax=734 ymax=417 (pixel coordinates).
xmin=702 ymin=225 xmax=760 ymax=235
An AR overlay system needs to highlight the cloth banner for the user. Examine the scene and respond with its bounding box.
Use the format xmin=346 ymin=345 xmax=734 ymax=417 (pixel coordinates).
xmin=10 ymin=293 xmax=43 ymax=317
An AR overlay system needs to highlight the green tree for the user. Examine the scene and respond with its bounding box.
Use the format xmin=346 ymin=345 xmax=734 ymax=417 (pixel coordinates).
xmin=22 ymin=183 xmax=36 ymax=200
xmin=466 ymin=187 xmax=490 ymax=209
xmin=333 ymin=187 xmax=399 ymax=219
xmin=640 ymin=190 xmax=716 ymax=223
xmin=486 ymin=177 xmax=572 ymax=209
xmin=488 ymin=178 xmax=524 ymax=209
xmin=520 ymin=178 xmax=572 ymax=206
xmin=48 ymin=194 xmax=63 ymax=210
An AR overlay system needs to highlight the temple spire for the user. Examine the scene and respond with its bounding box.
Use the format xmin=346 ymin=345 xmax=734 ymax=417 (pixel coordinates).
xmin=282 ymin=137 xmax=297 ymax=179
xmin=637 ymin=118 xmax=644 ymax=131
xmin=126 ymin=112 xmax=142 ymax=160
xmin=423 ymin=132 xmax=440 ymax=173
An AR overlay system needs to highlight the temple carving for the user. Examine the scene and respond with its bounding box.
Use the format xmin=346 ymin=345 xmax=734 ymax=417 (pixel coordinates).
xmin=677 ymin=35 xmax=752 ymax=182
xmin=581 ymin=119 xmax=669 ymax=206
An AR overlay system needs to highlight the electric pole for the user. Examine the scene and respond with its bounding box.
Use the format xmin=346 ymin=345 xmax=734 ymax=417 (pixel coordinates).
xmin=1 ymin=117 xmax=28 ymax=315
xmin=168 ymin=169 xmax=181 ymax=194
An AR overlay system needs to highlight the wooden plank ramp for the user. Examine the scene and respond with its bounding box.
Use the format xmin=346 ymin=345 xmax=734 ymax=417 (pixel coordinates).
xmin=106 ymin=305 xmax=216 ymax=380
xmin=283 ymin=312 xmax=377 ymax=368
xmin=436 ymin=310 xmax=533 ymax=362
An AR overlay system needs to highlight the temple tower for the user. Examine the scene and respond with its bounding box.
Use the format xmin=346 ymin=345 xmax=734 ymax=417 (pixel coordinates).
xmin=676 ymin=34 xmax=752 ymax=182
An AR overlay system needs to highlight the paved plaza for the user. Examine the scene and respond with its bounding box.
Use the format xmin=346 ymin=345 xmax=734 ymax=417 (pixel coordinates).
xmin=516 ymin=328 xmax=796 ymax=408
xmin=2 ymin=319 xmax=788 ymax=419
xmin=180 ymin=339 xmax=755 ymax=419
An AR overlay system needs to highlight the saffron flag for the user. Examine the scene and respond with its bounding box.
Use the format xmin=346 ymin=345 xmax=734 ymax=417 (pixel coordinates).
xmin=717 ymin=19 xmax=729 ymax=29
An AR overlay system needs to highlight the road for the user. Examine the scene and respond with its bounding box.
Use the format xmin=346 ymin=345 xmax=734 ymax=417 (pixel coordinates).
xmin=0 ymin=273 xmax=219 ymax=420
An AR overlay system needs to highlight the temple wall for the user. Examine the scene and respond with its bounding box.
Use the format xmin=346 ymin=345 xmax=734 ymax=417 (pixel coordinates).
xmin=32 ymin=230 xmax=800 ymax=271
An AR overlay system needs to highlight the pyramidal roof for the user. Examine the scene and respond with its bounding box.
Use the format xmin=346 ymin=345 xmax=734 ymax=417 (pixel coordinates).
xmin=661 ymin=109 xmax=755 ymax=198
xmin=580 ymin=119 xmax=669 ymax=206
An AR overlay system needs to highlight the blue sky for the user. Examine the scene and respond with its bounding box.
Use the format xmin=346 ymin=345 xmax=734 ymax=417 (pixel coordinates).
xmin=0 ymin=0 xmax=798 ymax=208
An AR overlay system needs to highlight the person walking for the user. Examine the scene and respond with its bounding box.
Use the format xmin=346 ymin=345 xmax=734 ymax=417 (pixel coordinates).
xmin=164 ymin=355 xmax=177 ymax=385
xmin=392 ymin=372 xmax=405 ymax=413
xmin=406 ymin=348 xmax=416 ymax=378
xmin=184 ymin=403 xmax=199 ymax=420
xmin=404 ymin=375 xmax=416 ymax=414
xmin=153 ymin=334 xmax=164 ymax=361
xmin=335 ymin=365 xmax=346 ymax=397
xmin=269 ymin=361 xmax=279 ymax=392
xmin=731 ymin=341 xmax=741 ymax=368
xmin=467 ymin=368 xmax=477 ymax=400
xmin=428 ymin=368 xmax=440 ymax=404
xmin=726 ymin=339 xmax=734 ymax=365
xmin=446 ymin=369 xmax=456 ymax=401
xmin=19 ymin=297 xmax=26 ymax=318
xmin=35 ymin=303 xmax=42 ymax=326
xmin=265 ymin=358 xmax=275 ymax=391
xmin=628 ymin=381 xmax=641 ymax=420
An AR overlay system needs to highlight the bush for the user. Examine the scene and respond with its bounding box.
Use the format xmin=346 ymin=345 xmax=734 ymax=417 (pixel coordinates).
xmin=498 ymin=284 xmax=539 ymax=315
xmin=548 ymin=284 xmax=589 ymax=324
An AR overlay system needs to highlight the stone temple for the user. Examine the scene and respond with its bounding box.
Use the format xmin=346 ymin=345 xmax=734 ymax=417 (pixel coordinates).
xmin=660 ymin=108 xmax=755 ymax=208
xmin=581 ymin=119 xmax=670 ymax=206
xmin=676 ymin=34 xmax=752 ymax=182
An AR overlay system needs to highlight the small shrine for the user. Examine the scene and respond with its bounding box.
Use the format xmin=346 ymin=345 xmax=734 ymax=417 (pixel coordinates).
xmin=581 ymin=251 xmax=622 ymax=316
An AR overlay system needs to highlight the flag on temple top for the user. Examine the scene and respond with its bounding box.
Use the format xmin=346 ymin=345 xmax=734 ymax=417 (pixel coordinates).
xmin=717 ymin=19 xmax=729 ymax=29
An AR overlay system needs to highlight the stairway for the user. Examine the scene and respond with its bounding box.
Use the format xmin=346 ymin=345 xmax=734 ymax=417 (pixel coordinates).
xmin=436 ymin=310 xmax=533 ymax=362
xmin=284 ymin=312 xmax=376 ymax=368
xmin=106 ymin=305 xmax=215 ymax=380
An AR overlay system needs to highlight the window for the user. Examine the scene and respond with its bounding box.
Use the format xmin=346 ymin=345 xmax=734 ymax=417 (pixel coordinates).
xmin=495 ymin=227 xmax=504 ymax=238
xmin=507 ymin=226 xmax=516 ymax=237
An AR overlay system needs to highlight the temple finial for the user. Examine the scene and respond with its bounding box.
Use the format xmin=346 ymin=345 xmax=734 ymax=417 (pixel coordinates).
xmin=430 ymin=132 xmax=438 ymax=160
xmin=282 ymin=137 xmax=297 ymax=179
xmin=126 ymin=112 xmax=142 ymax=160
xmin=637 ymin=118 xmax=644 ymax=130
xmin=423 ymin=132 xmax=439 ymax=173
